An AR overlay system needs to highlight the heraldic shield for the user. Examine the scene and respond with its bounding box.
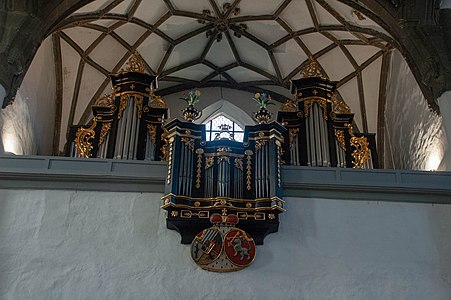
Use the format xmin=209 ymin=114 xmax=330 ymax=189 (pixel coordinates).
xmin=190 ymin=213 xmax=256 ymax=272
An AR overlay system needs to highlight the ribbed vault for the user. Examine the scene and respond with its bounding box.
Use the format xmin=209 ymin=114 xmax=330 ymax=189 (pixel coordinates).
xmin=48 ymin=0 xmax=396 ymax=153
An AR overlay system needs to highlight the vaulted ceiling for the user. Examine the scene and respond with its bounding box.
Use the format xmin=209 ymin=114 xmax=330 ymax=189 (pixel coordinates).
xmin=50 ymin=0 xmax=397 ymax=151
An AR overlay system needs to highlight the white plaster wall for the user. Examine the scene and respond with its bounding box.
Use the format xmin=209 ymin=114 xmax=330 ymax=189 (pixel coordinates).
xmin=385 ymin=50 xmax=446 ymax=170
xmin=0 ymin=36 xmax=56 ymax=156
xmin=1 ymin=189 xmax=451 ymax=299
xmin=17 ymin=36 xmax=57 ymax=155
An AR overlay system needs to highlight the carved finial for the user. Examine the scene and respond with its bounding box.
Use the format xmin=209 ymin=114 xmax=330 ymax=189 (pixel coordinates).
xmin=301 ymin=58 xmax=328 ymax=79
xmin=125 ymin=52 xmax=146 ymax=73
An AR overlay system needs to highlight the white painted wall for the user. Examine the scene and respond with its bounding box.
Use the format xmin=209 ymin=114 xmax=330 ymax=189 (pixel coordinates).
xmin=1 ymin=189 xmax=450 ymax=299
xmin=0 ymin=36 xmax=56 ymax=156
xmin=17 ymin=36 xmax=57 ymax=155
xmin=385 ymin=50 xmax=446 ymax=170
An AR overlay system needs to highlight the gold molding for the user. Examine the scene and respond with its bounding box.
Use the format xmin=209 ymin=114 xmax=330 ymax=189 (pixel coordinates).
xmin=161 ymin=193 xmax=285 ymax=204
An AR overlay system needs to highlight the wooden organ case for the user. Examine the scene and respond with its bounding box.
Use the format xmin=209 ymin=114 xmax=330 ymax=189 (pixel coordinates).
xmin=161 ymin=119 xmax=286 ymax=245
xmin=278 ymin=59 xmax=379 ymax=169
xmin=66 ymin=53 xmax=168 ymax=161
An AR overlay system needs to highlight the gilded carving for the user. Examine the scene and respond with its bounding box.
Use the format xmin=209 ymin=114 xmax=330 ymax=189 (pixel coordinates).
xmin=301 ymin=58 xmax=328 ymax=79
xmin=289 ymin=128 xmax=299 ymax=145
xmin=195 ymin=148 xmax=204 ymax=189
xmin=147 ymin=124 xmax=157 ymax=145
xmin=99 ymin=122 xmax=112 ymax=145
xmin=255 ymin=138 xmax=267 ymax=151
xmin=135 ymin=95 xmax=143 ymax=118
xmin=124 ymin=52 xmax=146 ymax=73
xmin=149 ymin=94 xmax=167 ymax=108
xmin=205 ymin=156 xmax=215 ymax=170
xmin=245 ymin=150 xmax=253 ymax=191
xmin=167 ymin=137 xmax=174 ymax=184
xmin=234 ymin=158 xmax=243 ymax=171
xmin=160 ymin=128 xmax=169 ymax=161
xmin=94 ymin=94 xmax=114 ymax=107
xmin=181 ymin=137 xmax=194 ymax=151
xmin=303 ymin=98 xmax=328 ymax=120
xmin=332 ymin=94 xmax=351 ymax=114
xmin=350 ymin=136 xmax=371 ymax=168
xmin=118 ymin=94 xmax=128 ymax=119
xmin=75 ymin=118 xmax=98 ymax=158
xmin=276 ymin=140 xmax=282 ymax=188
xmin=334 ymin=129 xmax=346 ymax=150
xmin=280 ymin=99 xmax=297 ymax=112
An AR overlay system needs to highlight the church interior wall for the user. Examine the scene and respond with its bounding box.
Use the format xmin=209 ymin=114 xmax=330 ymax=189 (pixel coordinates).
xmin=0 ymin=36 xmax=56 ymax=156
xmin=385 ymin=50 xmax=446 ymax=170
xmin=0 ymin=188 xmax=450 ymax=299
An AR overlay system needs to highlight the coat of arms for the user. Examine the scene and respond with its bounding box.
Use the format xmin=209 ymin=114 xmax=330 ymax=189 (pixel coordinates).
xmin=190 ymin=213 xmax=256 ymax=272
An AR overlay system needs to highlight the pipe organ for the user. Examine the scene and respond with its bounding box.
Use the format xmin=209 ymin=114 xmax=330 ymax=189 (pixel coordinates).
xmin=67 ymin=53 xmax=168 ymax=161
xmin=66 ymin=54 xmax=379 ymax=246
xmin=161 ymin=119 xmax=286 ymax=245
xmin=278 ymin=59 xmax=379 ymax=169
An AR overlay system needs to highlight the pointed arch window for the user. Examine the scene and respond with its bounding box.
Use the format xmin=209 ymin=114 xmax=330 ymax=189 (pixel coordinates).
xmin=204 ymin=115 xmax=244 ymax=142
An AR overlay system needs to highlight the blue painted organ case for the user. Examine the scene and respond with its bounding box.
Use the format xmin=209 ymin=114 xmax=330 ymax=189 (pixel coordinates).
xmin=161 ymin=119 xmax=286 ymax=245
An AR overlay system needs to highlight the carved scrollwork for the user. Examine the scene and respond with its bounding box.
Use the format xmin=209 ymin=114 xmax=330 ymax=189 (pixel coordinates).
xmin=75 ymin=118 xmax=98 ymax=158
xmin=147 ymin=124 xmax=157 ymax=145
xmin=350 ymin=136 xmax=370 ymax=169
xmin=301 ymin=58 xmax=328 ymax=79
xmin=280 ymin=99 xmax=297 ymax=112
xmin=95 ymin=94 xmax=114 ymax=107
xmin=124 ymin=52 xmax=146 ymax=73
xmin=149 ymin=94 xmax=167 ymax=108
xmin=332 ymin=94 xmax=351 ymax=114
xmin=334 ymin=129 xmax=346 ymax=150
xmin=99 ymin=122 xmax=112 ymax=145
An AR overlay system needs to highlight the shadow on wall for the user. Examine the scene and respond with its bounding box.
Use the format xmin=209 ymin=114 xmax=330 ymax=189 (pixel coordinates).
xmin=385 ymin=50 xmax=446 ymax=170
xmin=0 ymin=88 xmax=37 ymax=155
